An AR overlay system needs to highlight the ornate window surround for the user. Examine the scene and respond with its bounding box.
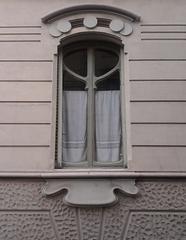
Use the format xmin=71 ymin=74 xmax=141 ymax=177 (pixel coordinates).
xmin=41 ymin=4 xmax=140 ymax=206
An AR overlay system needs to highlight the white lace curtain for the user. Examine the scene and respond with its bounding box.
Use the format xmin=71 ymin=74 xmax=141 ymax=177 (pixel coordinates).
xmin=62 ymin=90 xmax=121 ymax=163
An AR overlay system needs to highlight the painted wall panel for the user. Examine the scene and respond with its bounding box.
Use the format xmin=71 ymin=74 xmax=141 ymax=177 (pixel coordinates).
xmin=129 ymin=42 xmax=186 ymax=60
xmin=0 ymin=147 xmax=51 ymax=170
xmin=0 ymin=43 xmax=52 ymax=60
xmin=130 ymin=81 xmax=186 ymax=101
xmin=0 ymin=62 xmax=52 ymax=81
xmin=0 ymin=103 xmax=51 ymax=123
xmin=132 ymin=124 xmax=186 ymax=146
xmin=0 ymin=125 xmax=50 ymax=145
xmin=0 ymin=0 xmax=184 ymax=238
xmin=0 ymin=82 xmax=52 ymax=101
xmin=132 ymin=147 xmax=186 ymax=171
xmin=131 ymin=102 xmax=186 ymax=123
xmin=0 ymin=0 xmax=184 ymax=172
xmin=130 ymin=61 xmax=186 ymax=80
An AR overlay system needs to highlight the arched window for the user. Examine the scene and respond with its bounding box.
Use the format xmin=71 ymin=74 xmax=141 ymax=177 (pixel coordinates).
xmin=42 ymin=5 xmax=140 ymax=206
xmin=42 ymin=4 xmax=140 ymax=170
xmin=57 ymin=39 xmax=125 ymax=168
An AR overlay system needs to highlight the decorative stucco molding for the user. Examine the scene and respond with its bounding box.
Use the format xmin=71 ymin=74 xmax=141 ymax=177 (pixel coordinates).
xmin=42 ymin=179 xmax=139 ymax=207
xmin=42 ymin=5 xmax=141 ymax=23
xmin=42 ymin=5 xmax=140 ymax=39
xmin=47 ymin=17 xmax=134 ymax=38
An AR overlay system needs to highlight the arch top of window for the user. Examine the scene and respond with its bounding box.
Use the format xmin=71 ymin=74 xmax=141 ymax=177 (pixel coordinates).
xmin=59 ymin=36 xmax=122 ymax=53
xmin=60 ymin=32 xmax=123 ymax=50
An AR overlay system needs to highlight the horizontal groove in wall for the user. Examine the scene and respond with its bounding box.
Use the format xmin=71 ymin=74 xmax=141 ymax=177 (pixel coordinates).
xmin=0 ymin=145 xmax=50 ymax=147
xmin=0 ymin=33 xmax=41 ymax=35
xmin=129 ymin=78 xmax=186 ymax=82
xmin=0 ymin=26 xmax=41 ymax=28
xmin=132 ymin=145 xmax=186 ymax=147
xmin=141 ymin=24 xmax=186 ymax=26
xmin=131 ymin=100 xmax=186 ymax=102
xmin=0 ymin=26 xmax=41 ymax=40
xmin=141 ymin=36 xmax=186 ymax=40
xmin=131 ymin=122 xmax=186 ymax=124
xmin=0 ymin=123 xmax=51 ymax=125
xmin=0 ymin=40 xmax=41 ymax=42
xmin=141 ymin=33 xmax=186 ymax=39
xmin=0 ymin=60 xmax=53 ymax=62
xmin=129 ymin=59 xmax=186 ymax=61
xmin=141 ymin=38 xmax=186 ymax=40
xmin=0 ymin=210 xmax=50 ymax=213
xmin=0 ymin=101 xmax=52 ymax=103
xmin=141 ymin=31 xmax=186 ymax=33
xmin=130 ymin=209 xmax=186 ymax=213
xmin=130 ymin=79 xmax=186 ymax=81
xmin=0 ymin=80 xmax=52 ymax=82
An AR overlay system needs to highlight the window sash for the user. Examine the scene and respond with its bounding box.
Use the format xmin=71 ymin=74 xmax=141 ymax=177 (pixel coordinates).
xmin=57 ymin=43 xmax=126 ymax=168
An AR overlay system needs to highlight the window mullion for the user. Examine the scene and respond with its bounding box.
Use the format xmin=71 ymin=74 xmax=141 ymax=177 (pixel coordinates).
xmin=87 ymin=48 xmax=95 ymax=167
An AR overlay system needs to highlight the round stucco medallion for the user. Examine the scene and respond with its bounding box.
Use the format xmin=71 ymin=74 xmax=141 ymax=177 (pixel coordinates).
xmin=57 ymin=20 xmax=72 ymax=33
xmin=48 ymin=25 xmax=62 ymax=37
xmin=120 ymin=23 xmax=133 ymax=36
xmin=109 ymin=19 xmax=124 ymax=33
xmin=83 ymin=16 xmax=98 ymax=29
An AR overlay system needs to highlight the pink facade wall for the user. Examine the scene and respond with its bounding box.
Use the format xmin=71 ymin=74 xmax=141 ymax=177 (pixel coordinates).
xmin=0 ymin=0 xmax=184 ymax=172
xmin=0 ymin=1 xmax=185 ymax=239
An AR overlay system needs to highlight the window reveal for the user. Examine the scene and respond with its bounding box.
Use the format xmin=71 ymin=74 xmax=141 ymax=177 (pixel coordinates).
xmin=59 ymin=41 xmax=123 ymax=168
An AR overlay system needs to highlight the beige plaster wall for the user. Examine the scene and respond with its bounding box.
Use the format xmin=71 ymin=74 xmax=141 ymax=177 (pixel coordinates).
xmin=0 ymin=0 xmax=185 ymax=171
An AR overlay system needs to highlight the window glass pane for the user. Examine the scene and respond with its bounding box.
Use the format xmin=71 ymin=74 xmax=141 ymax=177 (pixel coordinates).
xmin=63 ymin=71 xmax=86 ymax=90
xmin=64 ymin=49 xmax=87 ymax=77
xmin=95 ymin=49 xmax=118 ymax=77
xmin=96 ymin=71 xmax=120 ymax=90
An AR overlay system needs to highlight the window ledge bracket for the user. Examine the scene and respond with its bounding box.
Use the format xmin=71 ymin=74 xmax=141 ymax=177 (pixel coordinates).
xmin=42 ymin=178 xmax=138 ymax=207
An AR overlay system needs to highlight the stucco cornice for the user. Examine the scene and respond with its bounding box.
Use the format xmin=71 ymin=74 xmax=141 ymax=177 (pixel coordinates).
xmin=42 ymin=4 xmax=141 ymax=23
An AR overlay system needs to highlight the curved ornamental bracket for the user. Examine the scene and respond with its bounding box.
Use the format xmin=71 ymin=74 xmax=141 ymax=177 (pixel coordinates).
xmin=42 ymin=179 xmax=139 ymax=207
